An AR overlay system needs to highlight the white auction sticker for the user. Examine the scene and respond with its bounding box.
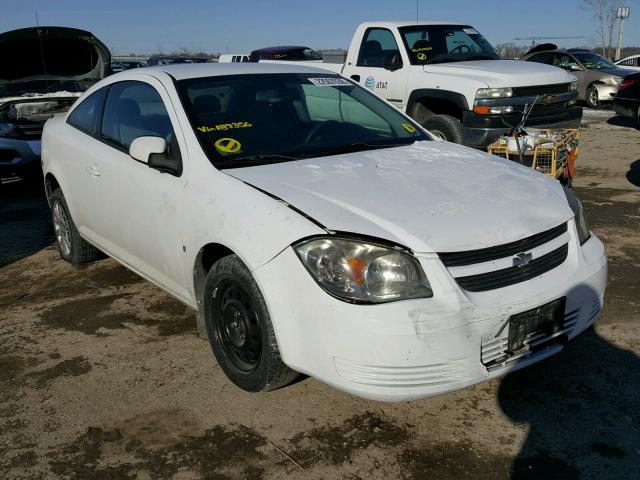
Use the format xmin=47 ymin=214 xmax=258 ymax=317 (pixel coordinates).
xmin=463 ymin=28 xmax=479 ymax=35
xmin=308 ymin=77 xmax=352 ymax=87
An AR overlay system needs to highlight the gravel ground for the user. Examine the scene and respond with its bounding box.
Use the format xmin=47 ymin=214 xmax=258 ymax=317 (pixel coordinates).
xmin=0 ymin=109 xmax=639 ymax=480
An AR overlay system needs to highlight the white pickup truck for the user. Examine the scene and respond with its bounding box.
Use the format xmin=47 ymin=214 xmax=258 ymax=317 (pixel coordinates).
xmin=295 ymin=21 xmax=582 ymax=147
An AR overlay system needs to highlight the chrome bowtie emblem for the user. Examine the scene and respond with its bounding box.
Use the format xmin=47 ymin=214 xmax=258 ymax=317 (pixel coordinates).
xmin=513 ymin=252 xmax=533 ymax=268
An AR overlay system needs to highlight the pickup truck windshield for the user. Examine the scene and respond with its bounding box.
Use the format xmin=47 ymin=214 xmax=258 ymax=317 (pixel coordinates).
xmin=177 ymin=73 xmax=428 ymax=168
xmin=399 ymin=25 xmax=500 ymax=65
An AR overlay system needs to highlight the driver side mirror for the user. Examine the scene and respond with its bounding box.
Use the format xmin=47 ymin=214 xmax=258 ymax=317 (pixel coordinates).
xmin=569 ymin=64 xmax=583 ymax=72
xmin=130 ymin=136 xmax=167 ymax=163
xmin=384 ymin=54 xmax=403 ymax=71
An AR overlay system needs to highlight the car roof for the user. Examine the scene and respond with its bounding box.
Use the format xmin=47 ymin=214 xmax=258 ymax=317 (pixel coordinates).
xmin=360 ymin=20 xmax=465 ymax=28
xmin=251 ymin=46 xmax=311 ymax=54
xmin=142 ymin=62 xmax=337 ymax=80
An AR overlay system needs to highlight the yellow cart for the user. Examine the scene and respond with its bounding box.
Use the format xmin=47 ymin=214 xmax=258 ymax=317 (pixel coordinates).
xmin=487 ymin=129 xmax=580 ymax=185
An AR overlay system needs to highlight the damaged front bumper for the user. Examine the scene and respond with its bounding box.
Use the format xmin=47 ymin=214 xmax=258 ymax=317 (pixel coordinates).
xmin=253 ymin=222 xmax=607 ymax=402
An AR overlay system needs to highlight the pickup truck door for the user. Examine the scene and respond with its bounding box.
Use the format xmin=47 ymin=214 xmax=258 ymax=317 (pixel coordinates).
xmin=89 ymin=78 xmax=191 ymax=300
xmin=342 ymin=27 xmax=410 ymax=110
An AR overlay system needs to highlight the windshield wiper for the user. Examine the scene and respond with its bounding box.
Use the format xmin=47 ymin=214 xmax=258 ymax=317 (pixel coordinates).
xmin=465 ymin=55 xmax=498 ymax=61
xmin=301 ymin=139 xmax=417 ymax=158
xmin=216 ymin=153 xmax=300 ymax=169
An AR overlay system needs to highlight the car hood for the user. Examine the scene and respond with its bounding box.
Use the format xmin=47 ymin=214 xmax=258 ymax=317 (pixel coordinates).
xmin=0 ymin=26 xmax=110 ymax=98
xmin=425 ymin=60 xmax=575 ymax=88
xmin=226 ymin=142 xmax=574 ymax=253
xmin=589 ymin=67 xmax=636 ymax=79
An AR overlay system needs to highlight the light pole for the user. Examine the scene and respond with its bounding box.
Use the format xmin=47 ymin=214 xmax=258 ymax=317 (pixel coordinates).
xmin=615 ymin=7 xmax=630 ymax=61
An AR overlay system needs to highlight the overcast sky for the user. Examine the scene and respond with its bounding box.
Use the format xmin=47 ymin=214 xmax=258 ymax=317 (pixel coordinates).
xmin=2 ymin=0 xmax=639 ymax=54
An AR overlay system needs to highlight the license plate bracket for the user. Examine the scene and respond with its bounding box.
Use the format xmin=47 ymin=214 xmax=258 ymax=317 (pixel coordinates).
xmin=507 ymin=297 xmax=566 ymax=353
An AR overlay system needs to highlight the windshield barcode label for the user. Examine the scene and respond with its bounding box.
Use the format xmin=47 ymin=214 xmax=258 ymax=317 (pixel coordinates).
xmin=308 ymin=77 xmax=352 ymax=87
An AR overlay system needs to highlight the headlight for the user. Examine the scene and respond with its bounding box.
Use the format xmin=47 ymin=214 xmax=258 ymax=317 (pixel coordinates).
xmin=569 ymin=81 xmax=578 ymax=92
xmin=0 ymin=122 xmax=19 ymax=138
xmin=611 ymin=76 xmax=623 ymax=86
xmin=563 ymin=188 xmax=591 ymax=245
xmin=294 ymin=237 xmax=433 ymax=303
xmin=475 ymin=87 xmax=513 ymax=99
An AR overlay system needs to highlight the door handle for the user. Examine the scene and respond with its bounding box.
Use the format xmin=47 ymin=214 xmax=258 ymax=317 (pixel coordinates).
xmin=86 ymin=165 xmax=101 ymax=177
xmin=350 ymin=75 xmax=360 ymax=82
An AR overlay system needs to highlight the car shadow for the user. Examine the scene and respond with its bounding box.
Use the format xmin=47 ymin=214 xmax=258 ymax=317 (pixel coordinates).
xmin=498 ymin=286 xmax=640 ymax=479
xmin=627 ymin=160 xmax=640 ymax=188
xmin=607 ymin=115 xmax=637 ymax=128
xmin=0 ymin=178 xmax=55 ymax=268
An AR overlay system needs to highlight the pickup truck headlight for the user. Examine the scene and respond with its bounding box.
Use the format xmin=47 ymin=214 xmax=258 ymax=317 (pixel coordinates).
xmin=0 ymin=122 xmax=20 ymax=138
xmin=294 ymin=237 xmax=433 ymax=303
xmin=564 ymin=188 xmax=591 ymax=245
xmin=475 ymin=87 xmax=513 ymax=99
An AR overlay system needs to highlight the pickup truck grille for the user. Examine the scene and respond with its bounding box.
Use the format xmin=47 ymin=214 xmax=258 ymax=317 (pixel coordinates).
xmin=513 ymin=83 xmax=572 ymax=97
xmin=438 ymin=223 xmax=569 ymax=292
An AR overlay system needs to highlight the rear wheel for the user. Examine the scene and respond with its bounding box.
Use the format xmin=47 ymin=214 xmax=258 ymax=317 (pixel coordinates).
xmin=586 ymin=84 xmax=600 ymax=109
xmin=421 ymin=114 xmax=464 ymax=144
xmin=204 ymin=254 xmax=298 ymax=392
xmin=50 ymin=189 xmax=102 ymax=264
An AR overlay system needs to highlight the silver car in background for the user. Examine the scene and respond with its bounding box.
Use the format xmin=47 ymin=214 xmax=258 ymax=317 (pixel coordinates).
xmin=522 ymin=46 xmax=635 ymax=108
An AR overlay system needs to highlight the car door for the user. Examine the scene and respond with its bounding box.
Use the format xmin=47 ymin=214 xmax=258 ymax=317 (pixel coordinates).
xmin=342 ymin=27 xmax=409 ymax=109
xmin=90 ymin=78 xmax=191 ymax=300
xmin=555 ymin=53 xmax=587 ymax=94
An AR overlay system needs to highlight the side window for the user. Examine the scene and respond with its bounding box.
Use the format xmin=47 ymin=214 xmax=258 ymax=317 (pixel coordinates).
xmin=66 ymin=87 xmax=107 ymax=135
xmin=100 ymin=81 xmax=174 ymax=151
xmin=528 ymin=53 xmax=554 ymax=65
xmin=556 ymin=54 xmax=579 ymax=70
xmin=357 ymin=28 xmax=401 ymax=68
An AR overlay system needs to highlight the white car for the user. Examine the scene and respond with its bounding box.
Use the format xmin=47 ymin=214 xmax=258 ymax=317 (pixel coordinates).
xmin=615 ymin=54 xmax=640 ymax=71
xmin=41 ymin=63 xmax=607 ymax=402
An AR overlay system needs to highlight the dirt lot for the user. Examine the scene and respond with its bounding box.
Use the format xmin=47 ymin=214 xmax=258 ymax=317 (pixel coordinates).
xmin=1 ymin=110 xmax=639 ymax=480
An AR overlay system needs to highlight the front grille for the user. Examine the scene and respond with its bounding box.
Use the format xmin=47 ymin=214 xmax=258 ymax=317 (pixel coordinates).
xmin=513 ymin=83 xmax=571 ymax=97
xmin=16 ymin=124 xmax=43 ymax=138
xmin=528 ymin=102 xmax=568 ymax=118
xmin=481 ymin=306 xmax=579 ymax=370
xmin=439 ymin=223 xmax=567 ymax=267
xmin=455 ymin=244 xmax=568 ymax=292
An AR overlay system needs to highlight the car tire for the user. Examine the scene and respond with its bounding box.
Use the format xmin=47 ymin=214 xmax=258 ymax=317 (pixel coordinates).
xmin=421 ymin=114 xmax=464 ymax=143
xmin=50 ymin=188 xmax=102 ymax=264
xmin=203 ymin=254 xmax=298 ymax=392
xmin=586 ymin=84 xmax=600 ymax=109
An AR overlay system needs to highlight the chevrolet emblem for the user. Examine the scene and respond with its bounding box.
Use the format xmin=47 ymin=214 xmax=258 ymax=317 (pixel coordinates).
xmin=513 ymin=252 xmax=533 ymax=268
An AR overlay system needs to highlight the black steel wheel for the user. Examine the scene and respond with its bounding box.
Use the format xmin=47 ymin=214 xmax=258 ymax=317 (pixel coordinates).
xmin=203 ymin=254 xmax=298 ymax=392
xmin=214 ymin=281 xmax=263 ymax=373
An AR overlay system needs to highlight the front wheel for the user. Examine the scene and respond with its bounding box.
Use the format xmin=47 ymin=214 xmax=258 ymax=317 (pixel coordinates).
xmin=586 ymin=84 xmax=600 ymax=109
xmin=421 ymin=114 xmax=464 ymax=144
xmin=203 ymin=254 xmax=298 ymax=392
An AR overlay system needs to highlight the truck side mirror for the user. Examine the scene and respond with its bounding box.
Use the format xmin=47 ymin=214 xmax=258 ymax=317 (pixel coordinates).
xmin=384 ymin=53 xmax=403 ymax=71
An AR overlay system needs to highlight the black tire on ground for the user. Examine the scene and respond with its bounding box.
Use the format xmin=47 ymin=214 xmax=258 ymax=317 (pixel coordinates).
xmin=586 ymin=84 xmax=600 ymax=109
xmin=421 ymin=114 xmax=464 ymax=144
xmin=203 ymin=254 xmax=298 ymax=392
xmin=50 ymin=188 xmax=102 ymax=264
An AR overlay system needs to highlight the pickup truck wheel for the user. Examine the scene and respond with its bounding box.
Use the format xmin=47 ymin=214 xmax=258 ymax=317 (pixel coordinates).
xmin=204 ymin=254 xmax=298 ymax=392
xmin=586 ymin=84 xmax=600 ymax=109
xmin=50 ymin=188 xmax=102 ymax=264
xmin=421 ymin=115 xmax=464 ymax=143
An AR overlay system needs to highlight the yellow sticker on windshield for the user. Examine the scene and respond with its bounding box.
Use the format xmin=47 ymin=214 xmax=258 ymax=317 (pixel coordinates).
xmin=402 ymin=123 xmax=417 ymax=134
xmin=416 ymin=53 xmax=428 ymax=61
xmin=215 ymin=137 xmax=242 ymax=154
xmin=198 ymin=122 xmax=252 ymax=133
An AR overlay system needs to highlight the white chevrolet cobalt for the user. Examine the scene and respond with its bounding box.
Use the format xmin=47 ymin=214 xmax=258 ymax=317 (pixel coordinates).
xmin=42 ymin=63 xmax=607 ymax=401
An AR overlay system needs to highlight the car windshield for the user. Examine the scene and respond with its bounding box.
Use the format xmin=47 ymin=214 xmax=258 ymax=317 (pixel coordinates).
xmin=574 ymin=52 xmax=616 ymax=70
xmin=399 ymin=25 xmax=500 ymax=65
xmin=177 ymin=73 xmax=428 ymax=168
